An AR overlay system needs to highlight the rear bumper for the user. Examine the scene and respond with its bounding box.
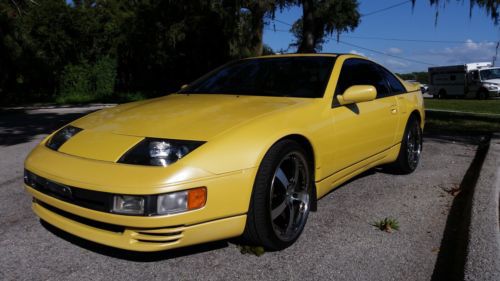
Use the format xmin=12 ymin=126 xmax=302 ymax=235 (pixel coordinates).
xmin=32 ymin=198 xmax=246 ymax=252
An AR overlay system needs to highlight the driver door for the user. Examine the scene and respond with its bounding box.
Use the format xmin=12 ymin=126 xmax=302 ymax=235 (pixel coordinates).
xmin=325 ymin=58 xmax=400 ymax=175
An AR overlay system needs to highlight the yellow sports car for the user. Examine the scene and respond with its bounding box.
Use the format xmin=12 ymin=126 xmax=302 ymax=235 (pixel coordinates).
xmin=24 ymin=54 xmax=424 ymax=252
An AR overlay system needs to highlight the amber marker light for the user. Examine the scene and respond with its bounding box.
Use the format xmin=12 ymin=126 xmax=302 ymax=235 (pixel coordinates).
xmin=156 ymin=187 xmax=207 ymax=215
xmin=188 ymin=187 xmax=207 ymax=210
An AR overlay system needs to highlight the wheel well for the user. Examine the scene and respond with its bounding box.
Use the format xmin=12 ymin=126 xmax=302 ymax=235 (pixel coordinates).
xmin=409 ymin=110 xmax=422 ymax=126
xmin=478 ymin=87 xmax=489 ymax=96
xmin=278 ymin=134 xmax=318 ymax=211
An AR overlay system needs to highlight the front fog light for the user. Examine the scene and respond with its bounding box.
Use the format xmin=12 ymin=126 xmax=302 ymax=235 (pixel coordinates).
xmin=112 ymin=195 xmax=145 ymax=215
xmin=157 ymin=187 xmax=206 ymax=215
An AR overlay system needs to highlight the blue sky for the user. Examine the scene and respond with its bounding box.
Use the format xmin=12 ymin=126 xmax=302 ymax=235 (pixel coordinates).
xmin=263 ymin=0 xmax=499 ymax=73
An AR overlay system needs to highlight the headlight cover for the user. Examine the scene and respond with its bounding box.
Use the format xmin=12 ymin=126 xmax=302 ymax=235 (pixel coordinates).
xmin=46 ymin=125 xmax=83 ymax=151
xmin=111 ymin=187 xmax=206 ymax=216
xmin=112 ymin=195 xmax=145 ymax=215
xmin=118 ymin=138 xmax=205 ymax=167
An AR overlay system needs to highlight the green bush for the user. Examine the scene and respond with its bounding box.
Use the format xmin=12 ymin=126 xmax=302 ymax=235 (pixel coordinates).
xmin=59 ymin=61 xmax=92 ymax=100
xmin=58 ymin=57 xmax=116 ymax=104
xmin=93 ymin=56 xmax=116 ymax=99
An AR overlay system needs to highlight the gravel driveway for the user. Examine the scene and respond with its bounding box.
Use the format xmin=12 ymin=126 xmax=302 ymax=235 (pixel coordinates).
xmin=0 ymin=106 xmax=479 ymax=281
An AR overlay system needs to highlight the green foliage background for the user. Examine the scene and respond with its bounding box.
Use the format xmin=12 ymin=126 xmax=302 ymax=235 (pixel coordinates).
xmin=1 ymin=0 xmax=274 ymax=105
xmin=0 ymin=0 xmax=497 ymax=105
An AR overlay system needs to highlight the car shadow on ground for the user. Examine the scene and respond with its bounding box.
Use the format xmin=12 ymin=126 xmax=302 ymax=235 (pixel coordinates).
xmin=40 ymin=220 xmax=230 ymax=262
xmin=0 ymin=108 xmax=98 ymax=146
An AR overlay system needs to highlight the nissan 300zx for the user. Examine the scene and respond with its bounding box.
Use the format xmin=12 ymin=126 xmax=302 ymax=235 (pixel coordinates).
xmin=24 ymin=54 xmax=424 ymax=252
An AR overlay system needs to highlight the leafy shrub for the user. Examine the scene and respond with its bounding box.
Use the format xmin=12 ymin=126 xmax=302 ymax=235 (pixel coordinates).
xmin=59 ymin=61 xmax=92 ymax=100
xmin=93 ymin=56 xmax=116 ymax=99
xmin=58 ymin=56 xmax=116 ymax=103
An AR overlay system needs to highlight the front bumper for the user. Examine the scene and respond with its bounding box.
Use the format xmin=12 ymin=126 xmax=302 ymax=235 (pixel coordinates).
xmin=487 ymin=89 xmax=500 ymax=97
xmin=31 ymin=194 xmax=246 ymax=252
xmin=25 ymin=144 xmax=256 ymax=251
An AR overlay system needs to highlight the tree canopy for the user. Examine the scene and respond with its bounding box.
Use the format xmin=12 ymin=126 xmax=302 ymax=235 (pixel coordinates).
xmin=0 ymin=0 xmax=497 ymax=105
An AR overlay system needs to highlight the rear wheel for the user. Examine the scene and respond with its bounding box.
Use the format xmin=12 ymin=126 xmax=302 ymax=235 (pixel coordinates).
xmin=243 ymin=140 xmax=313 ymax=250
xmin=437 ymin=89 xmax=447 ymax=99
xmin=391 ymin=117 xmax=422 ymax=174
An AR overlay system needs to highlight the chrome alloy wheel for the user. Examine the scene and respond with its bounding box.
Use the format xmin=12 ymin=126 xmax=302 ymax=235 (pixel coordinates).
xmin=406 ymin=121 xmax=422 ymax=171
xmin=269 ymin=152 xmax=310 ymax=242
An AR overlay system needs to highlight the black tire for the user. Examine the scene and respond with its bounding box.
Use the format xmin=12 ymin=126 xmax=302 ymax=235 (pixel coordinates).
xmin=438 ymin=89 xmax=447 ymax=99
xmin=242 ymin=140 xmax=313 ymax=250
xmin=477 ymin=90 xmax=488 ymax=100
xmin=391 ymin=117 xmax=423 ymax=174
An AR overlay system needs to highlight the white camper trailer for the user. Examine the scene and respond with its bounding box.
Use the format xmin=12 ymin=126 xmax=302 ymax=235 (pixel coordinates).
xmin=428 ymin=62 xmax=500 ymax=99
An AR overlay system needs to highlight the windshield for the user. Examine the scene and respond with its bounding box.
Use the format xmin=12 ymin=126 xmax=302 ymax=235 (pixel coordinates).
xmin=480 ymin=68 xmax=500 ymax=80
xmin=180 ymin=56 xmax=336 ymax=98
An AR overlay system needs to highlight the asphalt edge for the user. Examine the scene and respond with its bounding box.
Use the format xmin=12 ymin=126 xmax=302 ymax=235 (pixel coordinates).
xmin=464 ymin=133 xmax=500 ymax=281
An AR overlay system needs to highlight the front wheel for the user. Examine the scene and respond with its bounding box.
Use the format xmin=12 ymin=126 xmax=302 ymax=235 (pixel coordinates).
xmin=477 ymin=90 xmax=488 ymax=100
xmin=391 ymin=117 xmax=423 ymax=174
xmin=242 ymin=140 xmax=313 ymax=250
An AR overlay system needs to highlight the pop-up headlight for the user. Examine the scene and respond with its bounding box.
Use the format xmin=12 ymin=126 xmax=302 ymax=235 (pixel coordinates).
xmin=118 ymin=138 xmax=205 ymax=167
xmin=46 ymin=125 xmax=83 ymax=151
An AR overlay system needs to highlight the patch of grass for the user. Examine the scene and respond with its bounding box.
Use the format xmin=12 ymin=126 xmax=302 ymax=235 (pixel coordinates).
xmin=373 ymin=217 xmax=400 ymax=233
xmin=54 ymin=91 xmax=148 ymax=105
xmin=237 ymin=245 xmax=266 ymax=256
xmin=425 ymin=117 xmax=500 ymax=133
xmin=114 ymin=92 xmax=148 ymax=103
xmin=424 ymin=99 xmax=500 ymax=115
xmin=55 ymin=93 xmax=97 ymax=104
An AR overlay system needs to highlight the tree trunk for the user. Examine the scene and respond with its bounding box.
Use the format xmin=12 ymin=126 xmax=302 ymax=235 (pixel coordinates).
xmin=298 ymin=0 xmax=315 ymax=53
xmin=248 ymin=4 xmax=265 ymax=56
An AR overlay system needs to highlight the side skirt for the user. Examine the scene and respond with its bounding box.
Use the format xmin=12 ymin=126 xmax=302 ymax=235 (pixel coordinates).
xmin=315 ymin=143 xmax=401 ymax=199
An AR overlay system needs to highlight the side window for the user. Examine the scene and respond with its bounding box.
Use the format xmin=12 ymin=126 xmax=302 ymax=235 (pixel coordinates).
xmin=471 ymin=71 xmax=479 ymax=80
xmin=335 ymin=59 xmax=390 ymax=99
xmin=380 ymin=67 xmax=406 ymax=95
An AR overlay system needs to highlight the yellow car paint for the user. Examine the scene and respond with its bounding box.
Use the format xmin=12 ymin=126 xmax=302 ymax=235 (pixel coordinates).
xmin=24 ymin=54 xmax=425 ymax=252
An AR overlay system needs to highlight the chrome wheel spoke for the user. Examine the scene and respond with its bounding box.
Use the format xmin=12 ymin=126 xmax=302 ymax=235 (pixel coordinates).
xmin=271 ymin=198 xmax=288 ymax=220
xmin=290 ymin=157 xmax=300 ymax=189
xmin=284 ymin=204 xmax=296 ymax=236
xmin=275 ymin=167 xmax=289 ymax=188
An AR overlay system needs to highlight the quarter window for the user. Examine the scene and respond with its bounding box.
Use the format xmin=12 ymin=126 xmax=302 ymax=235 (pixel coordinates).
xmin=379 ymin=66 xmax=406 ymax=94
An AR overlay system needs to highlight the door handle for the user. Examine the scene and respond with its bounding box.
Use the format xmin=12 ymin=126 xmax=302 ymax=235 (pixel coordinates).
xmin=390 ymin=104 xmax=398 ymax=114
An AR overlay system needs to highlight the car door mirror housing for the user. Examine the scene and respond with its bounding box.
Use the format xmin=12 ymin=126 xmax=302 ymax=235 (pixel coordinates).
xmin=337 ymin=85 xmax=377 ymax=105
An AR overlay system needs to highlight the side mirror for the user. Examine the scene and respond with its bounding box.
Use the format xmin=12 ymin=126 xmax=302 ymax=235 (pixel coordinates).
xmin=337 ymin=85 xmax=377 ymax=105
xmin=180 ymin=84 xmax=189 ymax=90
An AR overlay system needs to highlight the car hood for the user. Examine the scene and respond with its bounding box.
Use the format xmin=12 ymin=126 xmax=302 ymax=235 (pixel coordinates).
xmin=73 ymin=94 xmax=309 ymax=140
xmin=483 ymin=79 xmax=500 ymax=85
xmin=63 ymin=94 xmax=311 ymax=162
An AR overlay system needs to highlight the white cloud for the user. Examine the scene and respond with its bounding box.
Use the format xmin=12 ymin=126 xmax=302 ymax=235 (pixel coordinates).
xmin=384 ymin=58 xmax=409 ymax=68
xmin=380 ymin=40 xmax=497 ymax=73
xmin=349 ymin=49 xmax=365 ymax=56
xmin=422 ymin=40 xmax=496 ymax=65
xmin=387 ymin=47 xmax=403 ymax=54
